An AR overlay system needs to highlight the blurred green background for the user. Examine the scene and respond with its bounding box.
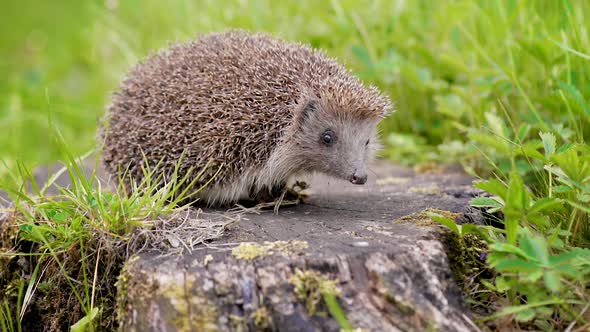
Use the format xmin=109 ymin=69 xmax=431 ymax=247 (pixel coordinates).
xmin=2 ymin=2 xmax=590 ymax=328
xmin=1 ymin=0 xmax=588 ymax=176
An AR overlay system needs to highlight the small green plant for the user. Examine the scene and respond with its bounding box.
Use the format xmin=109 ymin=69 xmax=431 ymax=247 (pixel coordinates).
xmin=0 ymin=130 xmax=218 ymax=330
xmin=433 ymin=127 xmax=590 ymax=329
xmin=0 ymin=280 xmax=24 ymax=332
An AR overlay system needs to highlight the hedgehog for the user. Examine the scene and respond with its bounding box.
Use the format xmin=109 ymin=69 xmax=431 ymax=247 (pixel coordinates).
xmin=100 ymin=30 xmax=392 ymax=206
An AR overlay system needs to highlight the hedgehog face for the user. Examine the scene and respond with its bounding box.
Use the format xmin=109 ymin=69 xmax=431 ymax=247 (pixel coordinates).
xmin=293 ymin=98 xmax=382 ymax=185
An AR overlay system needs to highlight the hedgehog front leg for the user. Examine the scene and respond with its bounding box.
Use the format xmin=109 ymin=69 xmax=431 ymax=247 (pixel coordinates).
xmin=250 ymin=183 xmax=288 ymax=203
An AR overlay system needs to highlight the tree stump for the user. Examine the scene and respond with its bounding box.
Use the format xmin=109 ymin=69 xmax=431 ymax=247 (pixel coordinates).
xmin=117 ymin=162 xmax=482 ymax=332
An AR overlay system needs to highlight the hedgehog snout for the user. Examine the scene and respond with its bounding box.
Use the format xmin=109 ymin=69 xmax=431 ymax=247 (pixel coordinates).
xmin=349 ymin=170 xmax=368 ymax=185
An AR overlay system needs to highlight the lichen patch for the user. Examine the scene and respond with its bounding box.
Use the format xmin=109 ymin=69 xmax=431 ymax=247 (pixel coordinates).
xmin=408 ymin=185 xmax=442 ymax=195
xmin=289 ymin=268 xmax=341 ymax=315
xmin=413 ymin=162 xmax=446 ymax=174
xmin=251 ymin=306 xmax=272 ymax=330
xmin=231 ymin=240 xmax=309 ymax=260
xmin=270 ymin=240 xmax=309 ymax=255
xmin=375 ymin=176 xmax=410 ymax=186
xmin=394 ymin=208 xmax=461 ymax=226
xmin=231 ymin=243 xmax=271 ymax=260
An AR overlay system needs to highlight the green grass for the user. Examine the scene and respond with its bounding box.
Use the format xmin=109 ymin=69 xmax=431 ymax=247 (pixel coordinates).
xmin=0 ymin=129 xmax=215 ymax=330
xmin=1 ymin=0 xmax=590 ymax=330
xmin=1 ymin=1 xmax=588 ymax=168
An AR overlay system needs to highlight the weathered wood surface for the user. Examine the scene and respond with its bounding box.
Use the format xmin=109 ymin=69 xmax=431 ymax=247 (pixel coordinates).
xmin=116 ymin=162 xmax=482 ymax=332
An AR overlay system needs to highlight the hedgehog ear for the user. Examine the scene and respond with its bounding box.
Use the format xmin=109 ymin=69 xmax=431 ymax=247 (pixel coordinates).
xmin=300 ymin=98 xmax=319 ymax=123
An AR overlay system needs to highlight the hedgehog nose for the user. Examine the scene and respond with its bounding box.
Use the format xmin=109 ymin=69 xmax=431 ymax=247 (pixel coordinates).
xmin=350 ymin=171 xmax=367 ymax=185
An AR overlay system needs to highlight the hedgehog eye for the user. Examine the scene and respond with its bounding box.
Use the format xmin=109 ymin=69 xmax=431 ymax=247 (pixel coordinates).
xmin=365 ymin=139 xmax=370 ymax=146
xmin=321 ymin=130 xmax=335 ymax=146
